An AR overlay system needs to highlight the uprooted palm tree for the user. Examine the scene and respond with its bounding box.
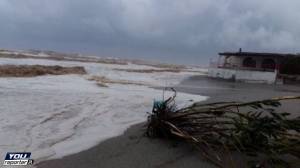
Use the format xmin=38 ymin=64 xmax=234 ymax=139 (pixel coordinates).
xmin=146 ymin=88 xmax=300 ymax=168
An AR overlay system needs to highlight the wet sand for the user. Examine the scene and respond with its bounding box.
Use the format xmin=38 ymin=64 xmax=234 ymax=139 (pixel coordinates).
xmin=37 ymin=76 xmax=300 ymax=168
xmin=176 ymin=76 xmax=300 ymax=116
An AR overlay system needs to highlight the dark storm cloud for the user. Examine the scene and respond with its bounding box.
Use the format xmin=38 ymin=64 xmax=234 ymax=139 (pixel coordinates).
xmin=1 ymin=0 xmax=300 ymax=64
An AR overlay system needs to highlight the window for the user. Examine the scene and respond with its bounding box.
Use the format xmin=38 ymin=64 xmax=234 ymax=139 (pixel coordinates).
xmin=261 ymin=58 xmax=276 ymax=70
xmin=243 ymin=57 xmax=256 ymax=68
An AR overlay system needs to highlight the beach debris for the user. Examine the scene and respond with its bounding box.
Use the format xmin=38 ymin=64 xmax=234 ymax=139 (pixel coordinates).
xmin=146 ymin=88 xmax=300 ymax=167
xmin=0 ymin=65 xmax=86 ymax=77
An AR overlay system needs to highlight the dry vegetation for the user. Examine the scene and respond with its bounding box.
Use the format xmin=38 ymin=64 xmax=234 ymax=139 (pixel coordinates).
xmin=147 ymin=89 xmax=300 ymax=168
xmin=87 ymin=75 xmax=148 ymax=87
xmin=0 ymin=65 xmax=86 ymax=77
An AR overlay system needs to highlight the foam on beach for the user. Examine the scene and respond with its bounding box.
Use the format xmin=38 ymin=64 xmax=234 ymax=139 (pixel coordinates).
xmin=0 ymin=57 xmax=207 ymax=162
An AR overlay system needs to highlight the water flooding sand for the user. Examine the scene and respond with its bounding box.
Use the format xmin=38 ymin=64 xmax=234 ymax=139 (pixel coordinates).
xmin=38 ymin=76 xmax=300 ymax=168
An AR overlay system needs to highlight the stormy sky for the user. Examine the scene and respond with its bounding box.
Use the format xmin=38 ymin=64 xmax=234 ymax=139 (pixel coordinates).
xmin=0 ymin=0 xmax=300 ymax=64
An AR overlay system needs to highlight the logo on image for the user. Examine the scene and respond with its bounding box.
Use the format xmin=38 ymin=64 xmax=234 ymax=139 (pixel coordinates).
xmin=3 ymin=152 xmax=34 ymax=166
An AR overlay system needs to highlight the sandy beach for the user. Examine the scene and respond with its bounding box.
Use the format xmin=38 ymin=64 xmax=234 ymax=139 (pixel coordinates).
xmin=37 ymin=76 xmax=300 ymax=168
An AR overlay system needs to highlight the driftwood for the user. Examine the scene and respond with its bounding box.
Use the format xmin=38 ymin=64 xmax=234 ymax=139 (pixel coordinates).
xmin=146 ymin=88 xmax=300 ymax=168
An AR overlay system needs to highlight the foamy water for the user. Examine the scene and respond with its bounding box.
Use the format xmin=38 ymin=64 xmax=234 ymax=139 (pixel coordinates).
xmin=0 ymin=58 xmax=207 ymax=162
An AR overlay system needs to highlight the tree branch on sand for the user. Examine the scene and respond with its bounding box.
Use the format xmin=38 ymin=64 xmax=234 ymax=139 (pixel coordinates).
xmin=146 ymin=88 xmax=300 ymax=168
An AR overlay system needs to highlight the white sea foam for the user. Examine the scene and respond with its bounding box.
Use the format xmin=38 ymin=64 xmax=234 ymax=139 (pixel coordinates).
xmin=0 ymin=58 xmax=207 ymax=162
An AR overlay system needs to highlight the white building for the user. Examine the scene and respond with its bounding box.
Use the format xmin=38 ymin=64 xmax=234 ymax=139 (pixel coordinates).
xmin=208 ymin=49 xmax=295 ymax=84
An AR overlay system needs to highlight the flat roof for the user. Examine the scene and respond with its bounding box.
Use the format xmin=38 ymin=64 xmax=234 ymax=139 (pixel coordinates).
xmin=219 ymin=51 xmax=298 ymax=57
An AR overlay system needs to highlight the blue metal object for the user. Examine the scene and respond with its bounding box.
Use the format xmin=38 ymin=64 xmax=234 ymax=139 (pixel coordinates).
xmin=152 ymin=99 xmax=164 ymax=113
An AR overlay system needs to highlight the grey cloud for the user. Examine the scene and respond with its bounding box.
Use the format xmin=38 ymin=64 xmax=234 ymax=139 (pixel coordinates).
xmin=0 ymin=0 xmax=300 ymax=64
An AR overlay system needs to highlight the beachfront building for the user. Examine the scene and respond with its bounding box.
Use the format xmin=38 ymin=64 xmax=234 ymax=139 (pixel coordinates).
xmin=208 ymin=49 xmax=298 ymax=84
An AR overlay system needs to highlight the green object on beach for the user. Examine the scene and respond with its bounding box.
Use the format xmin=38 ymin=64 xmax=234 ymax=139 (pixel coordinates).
xmin=152 ymin=100 xmax=165 ymax=114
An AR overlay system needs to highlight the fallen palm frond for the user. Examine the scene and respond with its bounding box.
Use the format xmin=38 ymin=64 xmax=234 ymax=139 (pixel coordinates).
xmin=146 ymin=88 xmax=300 ymax=168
